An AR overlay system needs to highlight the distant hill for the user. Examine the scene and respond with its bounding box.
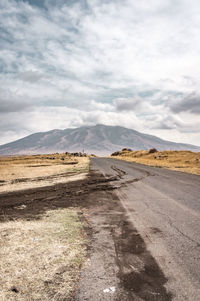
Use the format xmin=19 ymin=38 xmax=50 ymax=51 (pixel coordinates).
xmin=0 ymin=124 xmax=199 ymax=155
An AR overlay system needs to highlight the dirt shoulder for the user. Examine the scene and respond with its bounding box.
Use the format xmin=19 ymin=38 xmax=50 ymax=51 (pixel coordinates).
xmin=111 ymin=149 xmax=200 ymax=175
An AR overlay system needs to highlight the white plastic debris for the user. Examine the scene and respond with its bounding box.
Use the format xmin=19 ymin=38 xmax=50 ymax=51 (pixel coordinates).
xmin=15 ymin=204 xmax=27 ymax=210
xmin=103 ymin=287 xmax=116 ymax=293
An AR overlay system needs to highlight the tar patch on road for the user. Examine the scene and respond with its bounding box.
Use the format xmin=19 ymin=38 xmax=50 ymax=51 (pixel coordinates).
xmin=111 ymin=218 xmax=172 ymax=300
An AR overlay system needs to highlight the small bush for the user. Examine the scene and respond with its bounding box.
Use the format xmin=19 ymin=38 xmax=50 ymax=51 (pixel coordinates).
xmin=122 ymin=148 xmax=132 ymax=152
xmin=149 ymin=148 xmax=158 ymax=154
xmin=111 ymin=151 xmax=121 ymax=156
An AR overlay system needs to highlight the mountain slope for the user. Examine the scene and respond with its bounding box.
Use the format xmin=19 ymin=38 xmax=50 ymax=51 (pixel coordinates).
xmin=0 ymin=124 xmax=199 ymax=155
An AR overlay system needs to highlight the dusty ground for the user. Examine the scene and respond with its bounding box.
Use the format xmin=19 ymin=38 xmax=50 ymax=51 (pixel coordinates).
xmin=111 ymin=149 xmax=200 ymax=175
xmin=0 ymin=154 xmax=89 ymax=192
xmin=0 ymin=160 xmax=172 ymax=300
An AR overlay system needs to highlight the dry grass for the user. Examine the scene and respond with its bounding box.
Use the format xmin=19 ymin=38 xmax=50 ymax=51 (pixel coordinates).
xmin=0 ymin=208 xmax=88 ymax=301
xmin=0 ymin=154 xmax=90 ymax=300
xmin=112 ymin=150 xmax=200 ymax=175
xmin=0 ymin=154 xmax=89 ymax=193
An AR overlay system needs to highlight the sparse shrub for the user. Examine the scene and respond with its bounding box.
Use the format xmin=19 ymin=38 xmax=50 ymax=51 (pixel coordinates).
xmin=122 ymin=148 xmax=132 ymax=152
xmin=111 ymin=151 xmax=121 ymax=156
xmin=70 ymin=152 xmax=87 ymax=157
xmin=149 ymin=148 xmax=158 ymax=154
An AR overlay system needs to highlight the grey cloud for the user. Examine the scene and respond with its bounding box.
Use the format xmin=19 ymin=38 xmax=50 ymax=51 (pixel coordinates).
xmin=154 ymin=116 xmax=182 ymax=130
xmin=0 ymin=100 xmax=32 ymax=113
xmin=20 ymin=71 xmax=44 ymax=83
xmin=151 ymin=114 xmax=200 ymax=134
xmin=170 ymin=92 xmax=200 ymax=114
xmin=22 ymin=0 xmax=46 ymax=9
xmin=114 ymin=98 xmax=142 ymax=111
xmin=0 ymin=91 xmax=33 ymax=113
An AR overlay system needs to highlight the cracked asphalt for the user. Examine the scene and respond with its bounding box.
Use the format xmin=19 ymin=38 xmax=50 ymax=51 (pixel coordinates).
xmin=91 ymin=157 xmax=200 ymax=300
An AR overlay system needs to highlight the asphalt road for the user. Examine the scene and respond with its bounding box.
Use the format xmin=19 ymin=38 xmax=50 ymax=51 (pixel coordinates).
xmin=91 ymin=157 xmax=200 ymax=300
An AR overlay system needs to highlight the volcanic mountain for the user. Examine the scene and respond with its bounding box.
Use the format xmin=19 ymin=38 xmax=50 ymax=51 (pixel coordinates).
xmin=0 ymin=124 xmax=199 ymax=155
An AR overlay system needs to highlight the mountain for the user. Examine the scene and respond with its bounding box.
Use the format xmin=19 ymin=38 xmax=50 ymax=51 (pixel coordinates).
xmin=0 ymin=124 xmax=199 ymax=155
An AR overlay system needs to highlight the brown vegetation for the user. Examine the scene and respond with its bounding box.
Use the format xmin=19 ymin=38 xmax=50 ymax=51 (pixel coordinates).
xmin=0 ymin=208 xmax=87 ymax=301
xmin=0 ymin=153 xmax=89 ymax=193
xmin=111 ymin=149 xmax=200 ymax=175
xmin=0 ymin=153 xmax=90 ymax=300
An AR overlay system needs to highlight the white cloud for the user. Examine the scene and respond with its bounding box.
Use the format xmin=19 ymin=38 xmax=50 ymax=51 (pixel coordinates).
xmin=0 ymin=0 xmax=200 ymax=146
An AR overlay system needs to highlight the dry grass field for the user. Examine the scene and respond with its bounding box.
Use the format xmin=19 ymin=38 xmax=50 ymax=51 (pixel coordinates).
xmin=0 ymin=153 xmax=89 ymax=193
xmin=0 ymin=208 xmax=87 ymax=301
xmin=112 ymin=149 xmax=200 ymax=175
xmin=0 ymin=153 xmax=90 ymax=300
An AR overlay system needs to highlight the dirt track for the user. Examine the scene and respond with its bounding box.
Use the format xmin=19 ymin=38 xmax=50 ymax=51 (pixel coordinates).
xmin=0 ymin=160 xmax=174 ymax=300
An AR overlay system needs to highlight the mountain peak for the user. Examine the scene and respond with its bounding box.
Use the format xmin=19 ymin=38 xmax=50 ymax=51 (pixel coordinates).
xmin=0 ymin=124 xmax=199 ymax=155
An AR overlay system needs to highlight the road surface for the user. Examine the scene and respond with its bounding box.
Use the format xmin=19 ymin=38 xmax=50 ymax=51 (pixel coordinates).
xmin=90 ymin=157 xmax=200 ymax=300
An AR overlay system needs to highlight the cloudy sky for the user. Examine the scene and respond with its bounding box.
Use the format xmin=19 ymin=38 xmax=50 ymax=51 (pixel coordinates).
xmin=1 ymin=0 xmax=200 ymax=146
